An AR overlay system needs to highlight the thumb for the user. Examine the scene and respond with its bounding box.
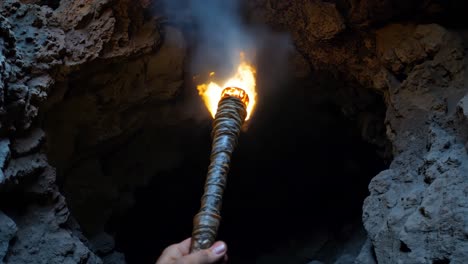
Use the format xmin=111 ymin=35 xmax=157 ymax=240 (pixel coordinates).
xmin=182 ymin=241 xmax=227 ymax=264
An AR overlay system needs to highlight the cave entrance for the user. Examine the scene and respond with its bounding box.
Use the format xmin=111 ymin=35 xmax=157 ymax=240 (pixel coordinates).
xmin=110 ymin=72 xmax=390 ymax=264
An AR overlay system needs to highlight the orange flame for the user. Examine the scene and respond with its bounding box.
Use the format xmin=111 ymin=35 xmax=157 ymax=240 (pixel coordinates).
xmin=221 ymin=87 xmax=249 ymax=107
xmin=197 ymin=53 xmax=257 ymax=120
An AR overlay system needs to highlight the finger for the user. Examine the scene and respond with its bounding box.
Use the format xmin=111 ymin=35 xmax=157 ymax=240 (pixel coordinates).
xmin=179 ymin=241 xmax=227 ymax=264
xmin=155 ymin=238 xmax=191 ymax=264
xmin=175 ymin=237 xmax=192 ymax=256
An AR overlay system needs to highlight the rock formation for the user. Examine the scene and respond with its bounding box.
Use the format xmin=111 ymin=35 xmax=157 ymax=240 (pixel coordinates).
xmin=0 ymin=0 xmax=184 ymax=263
xmin=249 ymin=2 xmax=468 ymax=262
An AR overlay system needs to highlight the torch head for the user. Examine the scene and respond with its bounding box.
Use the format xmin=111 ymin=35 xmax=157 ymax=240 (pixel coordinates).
xmin=221 ymin=87 xmax=250 ymax=108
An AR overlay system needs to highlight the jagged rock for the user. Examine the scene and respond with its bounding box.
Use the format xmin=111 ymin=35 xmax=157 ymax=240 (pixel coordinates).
xmin=11 ymin=129 xmax=45 ymax=157
xmin=4 ymin=153 xmax=47 ymax=181
xmin=0 ymin=211 xmax=17 ymax=262
xmin=3 ymin=0 xmax=181 ymax=263
xmin=302 ymin=1 xmax=345 ymax=41
xmin=457 ymin=94 xmax=468 ymax=120
xmin=0 ymin=1 xmax=61 ymax=132
xmin=414 ymin=24 xmax=448 ymax=54
xmin=24 ymin=165 xmax=57 ymax=197
xmin=362 ymin=24 xmax=468 ymax=264
xmin=5 ymin=204 xmax=101 ymax=264
xmin=250 ymin=4 xmax=467 ymax=262
xmin=0 ymin=139 xmax=10 ymax=183
xmin=27 ymin=75 xmax=54 ymax=104
xmin=354 ymin=239 xmax=377 ymax=264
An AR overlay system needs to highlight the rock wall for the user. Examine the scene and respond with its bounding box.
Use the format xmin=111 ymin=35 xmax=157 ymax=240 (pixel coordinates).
xmin=363 ymin=24 xmax=468 ymax=264
xmin=0 ymin=0 xmax=467 ymax=263
xmin=248 ymin=1 xmax=468 ymax=263
xmin=0 ymin=0 xmax=185 ymax=263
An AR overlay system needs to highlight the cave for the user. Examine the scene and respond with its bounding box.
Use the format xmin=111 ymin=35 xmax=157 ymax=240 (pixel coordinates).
xmin=108 ymin=74 xmax=391 ymax=263
xmin=42 ymin=51 xmax=391 ymax=263
xmin=1 ymin=1 xmax=467 ymax=264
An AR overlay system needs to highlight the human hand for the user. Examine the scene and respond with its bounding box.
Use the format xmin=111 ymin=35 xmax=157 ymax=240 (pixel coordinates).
xmin=156 ymin=238 xmax=228 ymax=264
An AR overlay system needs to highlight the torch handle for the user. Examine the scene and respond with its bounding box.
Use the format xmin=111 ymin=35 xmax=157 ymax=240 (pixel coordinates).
xmin=190 ymin=97 xmax=247 ymax=252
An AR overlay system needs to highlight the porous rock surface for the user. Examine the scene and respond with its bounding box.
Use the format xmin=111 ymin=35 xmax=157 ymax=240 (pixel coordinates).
xmin=249 ymin=1 xmax=468 ymax=263
xmin=0 ymin=0 xmax=467 ymax=264
xmin=0 ymin=0 xmax=183 ymax=263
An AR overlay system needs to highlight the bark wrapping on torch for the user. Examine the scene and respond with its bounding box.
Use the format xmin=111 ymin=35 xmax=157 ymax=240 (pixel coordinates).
xmin=190 ymin=94 xmax=247 ymax=252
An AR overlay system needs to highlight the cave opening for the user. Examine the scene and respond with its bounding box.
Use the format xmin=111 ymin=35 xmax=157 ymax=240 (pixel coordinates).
xmin=35 ymin=12 xmax=394 ymax=263
xmin=39 ymin=57 xmax=392 ymax=263
xmin=103 ymin=72 xmax=391 ymax=264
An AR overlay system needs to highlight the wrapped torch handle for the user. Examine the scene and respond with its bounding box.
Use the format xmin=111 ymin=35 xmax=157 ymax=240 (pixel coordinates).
xmin=190 ymin=95 xmax=247 ymax=252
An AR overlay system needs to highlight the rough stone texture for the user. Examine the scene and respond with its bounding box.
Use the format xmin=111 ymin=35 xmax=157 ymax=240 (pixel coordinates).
xmin=362 ymin=25 xmax=468 ymax=264
xmin=0 ymin=0 xmax=467 ymax=263
xmin=5 ymin=199 xmax=102 ymax=264
xmin=0 ymin=0 xmax=181 ymax=263
xmin=354 ymin=239 xmax=377 ymax=264
xmin=0 ymin=139 xmax=10 ymax=183
xmin=248 ymin=1 xmax=468 ymax=263
xmin=0 ymin=211 xmax=17 ymax=262
xmin=11 ymin=128 xmax=45 ymax=156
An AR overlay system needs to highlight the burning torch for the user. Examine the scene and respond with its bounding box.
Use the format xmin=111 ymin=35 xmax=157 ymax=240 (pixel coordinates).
xmin=190 ymin=53 xmax=256 ymax=252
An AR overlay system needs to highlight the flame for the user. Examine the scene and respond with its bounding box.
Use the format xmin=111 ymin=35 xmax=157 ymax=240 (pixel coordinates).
xmin=197 ymin=53 xmax=257 ymax=120
xmin=221 ymin=87 xmax=249 ymax=106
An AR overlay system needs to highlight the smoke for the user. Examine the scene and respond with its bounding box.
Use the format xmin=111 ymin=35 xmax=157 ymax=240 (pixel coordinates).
xmin=155 ymin=0 xmax=294 ymax=121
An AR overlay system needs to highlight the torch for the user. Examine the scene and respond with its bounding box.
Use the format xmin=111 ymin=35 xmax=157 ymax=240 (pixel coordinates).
xmin=190 ymin=53 xmax=256 ymax=252
xmin=190 ymin=87 xmax=248 ymax=252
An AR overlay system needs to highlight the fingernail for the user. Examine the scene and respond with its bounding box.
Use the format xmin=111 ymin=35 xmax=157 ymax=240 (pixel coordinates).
xmin=211 ymin=242 xmax=226 ymax=255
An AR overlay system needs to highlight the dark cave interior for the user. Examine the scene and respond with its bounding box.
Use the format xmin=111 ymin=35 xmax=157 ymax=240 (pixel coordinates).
xmin=35 ymin=1 xmax=401 ymax=262
xmin=106 ymin=74 xmax=391 ymax=264
xmin=36 ymin=53 xmax=393 ymax=263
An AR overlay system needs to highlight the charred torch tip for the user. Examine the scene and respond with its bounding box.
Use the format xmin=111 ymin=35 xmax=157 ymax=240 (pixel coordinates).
xmin=221 ymin=87 xmax=249 ymax=107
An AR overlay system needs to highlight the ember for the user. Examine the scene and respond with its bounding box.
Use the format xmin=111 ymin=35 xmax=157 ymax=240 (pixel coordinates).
xmin=221 ymin=87 xmax=250 ymax=106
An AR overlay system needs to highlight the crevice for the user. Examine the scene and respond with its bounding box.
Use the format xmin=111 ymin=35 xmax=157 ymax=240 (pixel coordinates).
xmin=433 ymin=257 xmax=450 ymax=264
xmin=34 ymin=0 xmax=61 ymax=10
xmin=400 ymin=241 xmax=412 ymax=253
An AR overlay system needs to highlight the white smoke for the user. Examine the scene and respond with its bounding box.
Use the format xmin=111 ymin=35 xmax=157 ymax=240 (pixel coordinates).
xmin=155 ymin=0 xmax=294 ymax=122
xmin=157 ymin=0 xmax=291 ymax=78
